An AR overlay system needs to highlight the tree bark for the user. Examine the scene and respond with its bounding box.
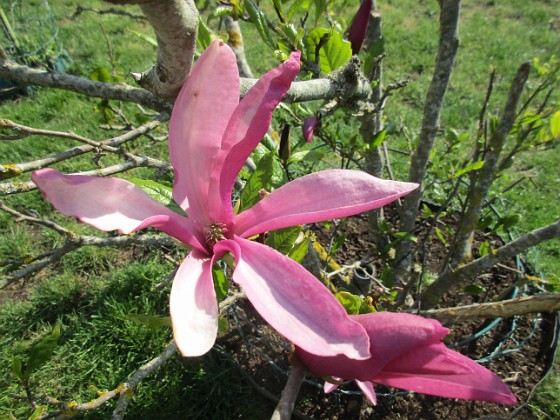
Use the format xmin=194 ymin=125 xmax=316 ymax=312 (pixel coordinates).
xmin=392 ymin=0 xmax=462 ymax=284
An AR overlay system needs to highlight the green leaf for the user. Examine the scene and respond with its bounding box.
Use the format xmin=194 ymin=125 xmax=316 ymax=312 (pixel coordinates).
xmin=454 ymin=160 xmax=485 ymax=178
xmin=244 ymin=0 xmax=276 ymax=49
xmin=335 ymin=291 xmax=361 ymax=315
xmin=208 ymin=6 xmax=233 ymax=22
xmin=265 ymin=226 xmax=302 ymax=255
xmin=238 ymin=152 xmax=275 ymax=212
xmin=28 ymin=406 xmax=47 ymax=420
xmin=463 ymin=284 xmax=486 ymax=296
xmin=197 ymin=17 xmax=213 ymax=50
xmin=369 ymin=129 xmax=387 ymax=149
xmin=271 ymin=0 xmax=287 ymax=23
xmin=305 ymin=28 xmax=352 ymax=74
xmin=434 ymin=227 xmax=447 ymax=246
xmin=497 ymin=214 xmax=521 ymax=230
xmin=550 ymin=110 xmax=560 ymax=139
xmin=0 ymin=414 xmax=17 ymax=420
xmin=126 ymin=313 xmax=171 ymax=329
xmin=330 ymin=234 xmax=346 ymax=254
xmin=218 ymin=316 xmax=229 ymax=334
xmin=25 ymin=324 xmax=61 ymax=379
xmin=287 ymin=149 xmax=325 ymax=164
xmin=287 ymin=0 xmax=313 ymax=21
xmin=10 ymin=357 xmax=23 ymax=381
xmin=479 ymin=241 xmax=491 ymax=257
xmin=212 ymin=266 xmax=230 ymax=302
xmin=129 ymin=178 xmax=173 ymax=206
xmin=89 ymin=66 xmax=111 ymax=83
xmin=313 ymin=0 xmax=327 ymax=26
xmin=287 ymin=236 xmax=309 ymax=263
xmin=126 ymin=28 xmax=157 ymax=48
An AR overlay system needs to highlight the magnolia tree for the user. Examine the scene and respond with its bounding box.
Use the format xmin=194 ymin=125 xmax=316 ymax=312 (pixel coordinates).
xmin=0 ymin=0 xmax=559 ymax=418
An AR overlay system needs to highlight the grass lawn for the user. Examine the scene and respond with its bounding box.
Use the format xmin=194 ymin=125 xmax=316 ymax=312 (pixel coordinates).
xmin=0 ymin=0 xmax=558 ymax=417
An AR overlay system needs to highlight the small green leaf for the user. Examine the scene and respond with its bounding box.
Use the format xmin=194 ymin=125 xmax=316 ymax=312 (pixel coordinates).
xmin=550 ymin=110 xmax=560 ymax=139
xmin=287 ymin=149 xmax=325 ymax=164
xmin=197 ymin=17 xmax=213 ymax=50
xmin=369 ymin=129 xmax=387 ymax=148
xmin=245 ymin=0 xmax=276 ymax=49
xmin=496 ymin=214 xmax=521 ymax=230
xmin=287 ymin=237 xmax=309 ymax=263
xmin=463 ymin=284 xmax=486 ymax=296
xmin=454 ymin=160 xmax=485 ymax=178
xmin=10 ymin=357 xmax=23 ymax=381
xmin=238 ymin=152 xmax=275 ymax=212
xmin=265 ymin=226 xmax=302 ymax=255
xmin=126 ymin=313 xmax=171 ymax=329
xmin=335 ymin=291 xmax=361 ymax=315
xmin=305 ymin=28 xmax=352 ymax=74
xmin=126 ymin=28 xmax=157 ymax=48
xmin=25 ymin=324 xmax=61 ymax=379
xmin=212 ymin=266 xmax=230 ymax=302
xmin=479 ymin=241 xmax=491 ymax=257
xmin=218 ymin=316 xmax=229 ymax=334
xmin=287 ymin=0 xmax=313 ymax=21
xmin=330 ymin=234 xmax=346 ymax=254
xmin=89 ymin=66 xmax=112 ymax=83
xmin=28 ymin=406 xmax=47 ymax=420
xmin=129 ymin=178 xmax=173 ymax=205
xmin=434 ymin=227 xmax=447 ymax=246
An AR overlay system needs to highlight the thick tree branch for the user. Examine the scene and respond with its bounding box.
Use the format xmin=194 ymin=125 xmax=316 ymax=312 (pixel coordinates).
xmin=418 ymin=293 xmax=560 ymax=321
xmin=127 ymin=0 xmax=198 ymax=100
xmin=393 ymin=0 xmax=461 ymax=283
xmin=420 ymin=219 xmax=560 ymax=308
xmin=0 ymin=59 xmax=168 ymax=111
xmin=225 ymin=16 xmax=254 ymax=78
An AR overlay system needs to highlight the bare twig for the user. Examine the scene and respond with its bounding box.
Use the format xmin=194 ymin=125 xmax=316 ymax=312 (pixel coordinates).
xmin=270 ymin=366 xmax=306 ymax=420
xmin=0 ymin=116 xmax=167 ymax=180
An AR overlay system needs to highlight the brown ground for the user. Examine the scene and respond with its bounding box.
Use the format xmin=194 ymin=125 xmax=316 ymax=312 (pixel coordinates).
xmin=219 ymin=211 xmax=557 ymax=419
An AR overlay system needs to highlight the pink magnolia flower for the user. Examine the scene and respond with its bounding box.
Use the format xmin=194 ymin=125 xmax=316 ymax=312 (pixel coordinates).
xmin=302 ymin=116 xmax=320 ymax=143
xmin=295 ymin=312 xmax=516 ymax=405
xmin=31 ymin=40 xmax=417 ymax=359
xmin=348 ymin=0 xmax=373 ymax=55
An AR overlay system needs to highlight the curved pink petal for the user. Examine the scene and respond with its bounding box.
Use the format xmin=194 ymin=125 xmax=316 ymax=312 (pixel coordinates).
xmin=374 ymin=344 xmax=517 ymax=405
xmin=170 ymin=251 xmax=218 ymax=357
xmin=169 ymin=40 xmax=239 ymax=226
xmin=213 ymin=237 xmax=370 ymax=360
xmin=207 ymin=51 xmax=301 ymax=225
xmin=302 ymin=116 xmax=319 ymax=143
xmin=31 ymin=168 xmax=205 ymax=250
xmin=356 ymin=380 xmax=377 ymax=405
xmin=348 ymin=0 xmax=373 ymax=54
xmin=234 ymin=170 xmax=418 ymax=238
xmin=324 ymin=381 xmax=340 ymax=394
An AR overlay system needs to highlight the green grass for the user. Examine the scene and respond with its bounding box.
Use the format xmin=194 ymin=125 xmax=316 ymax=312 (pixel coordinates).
xmin=0 ymin=0 xmax=559 ymax=418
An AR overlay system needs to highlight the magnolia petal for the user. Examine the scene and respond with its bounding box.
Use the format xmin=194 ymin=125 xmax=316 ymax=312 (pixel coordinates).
xmin=207 ymin=51 xmax=301 ymax=225
xmin=235 ymin=170 xmax=418 ymax=238
xmin=31 ymin=168 xmax=204 ymax=250
xmin=348 ymin=0 xmax=373 ymax=54
xmin=169 ymin=40 xmax=239 ymax=225
xmin=214 ymin=237 xmax=371 ymax=360
xmin=170 ymin=251 xmax=218 ymax=357
xmin=302 ymin=116 xmax=319 ymax=143
xmin=324 ymin=381 xmax=340 ymax=394
xmin=356 ymin=380 xmax=377 ymax=405
xmin=374 ymin=344 xmax=517 ymax=405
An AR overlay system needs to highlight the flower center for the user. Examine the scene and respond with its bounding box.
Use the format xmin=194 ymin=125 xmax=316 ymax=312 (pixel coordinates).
xmin=204 ymin=222 xmax=228 ymax=246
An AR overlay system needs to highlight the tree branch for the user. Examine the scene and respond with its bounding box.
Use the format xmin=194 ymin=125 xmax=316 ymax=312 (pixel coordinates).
xmin=0 ymin=59 xmax=168 ymax=111
xmin=418 ymin=293 xmax=560 ymax=321
xmin=0 ymin=116 xmax=168 ymax=180
xmin=420 ymin=219 xmax=560 ymax=308
xmin=393 ymin=0 xmax=462 ymax=284
xmin=270 ymin=366 xmax=306 ymax=420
